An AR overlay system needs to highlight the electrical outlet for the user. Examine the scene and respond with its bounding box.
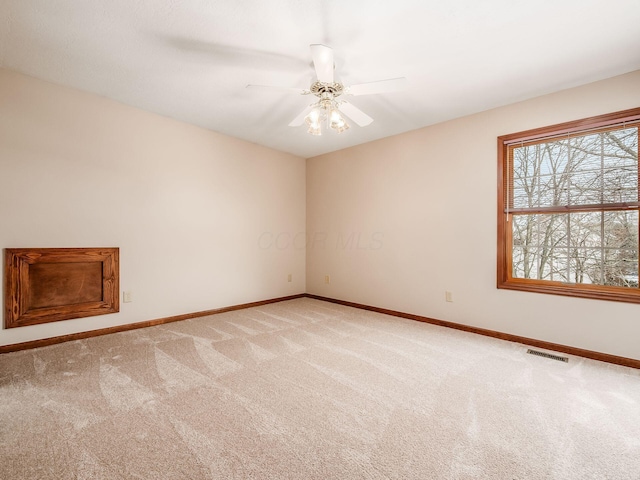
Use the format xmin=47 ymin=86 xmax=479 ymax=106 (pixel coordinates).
xmin=287 ymin=273 xmax=292 ymax=282
xmin=123 ymin=291 xmax=133 ymax=303
xmin=324 ymin=275 xmax=330 ymax=284
xmin=445 ymin=291 xmax=453 ymax=302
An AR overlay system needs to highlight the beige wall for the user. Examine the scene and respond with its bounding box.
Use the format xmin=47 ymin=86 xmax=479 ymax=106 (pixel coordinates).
xmin=307 ymin=70 xmax=640 ymax=360
xmin=0 ymin=70 xmax=306 ymax=346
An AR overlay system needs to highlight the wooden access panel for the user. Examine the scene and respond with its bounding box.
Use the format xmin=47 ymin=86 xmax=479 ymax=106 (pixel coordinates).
xmin=4 ymin=248 xmax=119 ymax=328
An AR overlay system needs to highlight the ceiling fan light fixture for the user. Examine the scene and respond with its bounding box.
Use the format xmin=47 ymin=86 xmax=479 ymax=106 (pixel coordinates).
xmin=297 ymin=78 xmax=361 ymax=136
xmin=329 ymin=108 xmax=349 ymax=133
xmin=305 ymin=104 xmax=327 ymax=135
xmin=333 ymin=121 xmax=350 ymax=134
xmin=307 ymin=124 xmax=322 ymax=136
xmin=305 ymin=108 xmax=321 ymax=126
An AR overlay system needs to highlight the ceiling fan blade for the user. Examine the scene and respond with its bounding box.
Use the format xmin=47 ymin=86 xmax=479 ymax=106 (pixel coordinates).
xmin=346 ymin=77 xmax=407 ymax=96
xmin=246 ymin=84 xmax=309 ymax=95
xmin=339 ymin=102 xmax=373 ymax=127
xmin=310 ymin=44 xmax=334 ymax=83
xmin=288 ymin=106 xmax=313 ymax=127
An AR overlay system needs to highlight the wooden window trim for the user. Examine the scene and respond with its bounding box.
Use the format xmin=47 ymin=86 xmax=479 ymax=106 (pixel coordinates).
xmin=497 ymin=107 xmax=640 ymax=303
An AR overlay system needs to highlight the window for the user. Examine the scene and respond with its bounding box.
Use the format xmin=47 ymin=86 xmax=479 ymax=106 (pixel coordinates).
xmin=498 ymin=108 xmax=640 ymax=303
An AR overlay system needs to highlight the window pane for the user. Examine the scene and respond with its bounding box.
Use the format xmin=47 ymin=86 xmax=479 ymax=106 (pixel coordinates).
xmin=512 ymin=245 xmax=527 ymax=279
xmin=512 ymin=214 xmax=568 ymax=249
xmin=512 ymin=214 xmax=570 ymax=280
xmin=604 ymin=250 xmax=638 ymax=287
xmin=510 ymin=127 xmax=638 ymax=209
xmin=603 ymin=210 xmax=638 ymax=286
xmin=512 ymin=142 xmax=570 ymax=209
xmin=603 ymin=210 xmax=638 ymax=247
xmin=511 ymin=210 xmax=638 ymax=287
xmin=568 ymin=247 xmax=602 ymax=284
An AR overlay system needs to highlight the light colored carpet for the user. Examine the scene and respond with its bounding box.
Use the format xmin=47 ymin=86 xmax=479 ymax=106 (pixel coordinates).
xmin=1 ymin=297 xmax=639 ymax=479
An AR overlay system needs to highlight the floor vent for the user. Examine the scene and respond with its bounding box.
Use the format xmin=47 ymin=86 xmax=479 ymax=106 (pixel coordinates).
xmin=527 ymin=349 xmax=569 ymax=363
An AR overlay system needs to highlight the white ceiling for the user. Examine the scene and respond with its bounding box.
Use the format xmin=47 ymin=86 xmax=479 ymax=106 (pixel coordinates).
xmin=1 ymin=0 xmax=639 ymax=158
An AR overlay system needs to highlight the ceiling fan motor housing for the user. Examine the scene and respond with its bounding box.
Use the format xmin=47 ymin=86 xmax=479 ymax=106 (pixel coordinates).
xmin=310 ymin=81 xmax=344 ymax=98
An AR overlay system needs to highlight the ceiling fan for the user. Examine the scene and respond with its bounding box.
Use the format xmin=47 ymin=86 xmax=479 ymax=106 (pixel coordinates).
xmin=247 ymin=44 xmax=406 ymax=136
